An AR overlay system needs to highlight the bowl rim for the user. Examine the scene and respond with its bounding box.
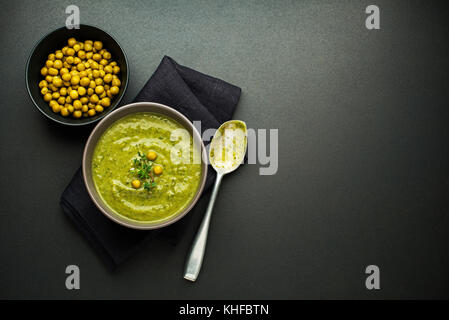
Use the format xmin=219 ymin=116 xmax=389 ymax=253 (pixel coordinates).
xmin=25 ymin=24 xmax=129 ymax=126
xmin=82 ymin=101 xmax=209 ymax=230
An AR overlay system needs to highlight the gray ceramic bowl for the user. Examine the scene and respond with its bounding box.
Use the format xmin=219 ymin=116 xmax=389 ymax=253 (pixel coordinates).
xmin=82 ymin=102 xmax=208 ymax=229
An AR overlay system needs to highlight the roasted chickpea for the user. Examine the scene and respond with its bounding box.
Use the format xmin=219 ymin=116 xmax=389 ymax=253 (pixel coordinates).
xmin=52 ymin=92 xmax=60 ymax=99
xmin=113 ymin=66 xmax=120 ymax=74
xmin=90 ymin=94 xmax=99 ymax=104
xmin=52 ymin=103 xmax=61 ymax=113
xmin=55 ymin=51 xmax=63 ymax=60
xmin=131 ymin=180 xmax=141 ymax=189
xmin=95 ymin=86 xmax=104 ymax=95
xmin=61 ymin=107 xmax=70 ymax=117
xmin=39 ymin=80 xmax=48 ymax=88
xmin=53 ymin=60 xmax=63 ymax=69
xmin=45 ymin=60 xmax=53 ymax=68
xmin=62 ymin=73 xmax=71 ymax=82
xmin=104 ymin=65 xmax=113 ymax=74
xmin=81 ymin=105 xmax=89 ymax=112
xmin=110 ymin=86 xmax=119 ymax=95
xmin=48 ymin=68 xmax=58 ymax=76
xmin=95 ymin=105 xmax=104 ymax=113
xmin=68 ymin=37 xmax=77 ymax=47
xmin=40 ymin=67 xmax=48 ymax=76
xmin=52 ymin=77 xmax=63 ymax=87
xmin=80 ymin=77 xmax=90 ymax=87
xmin=88 ymin=109 xmax=96 ymax=117
xmin=78 ymin=87 xmax=86 ymax=96
xmin=69 ymin=90 xmax=79 ymax=100
xmin=93 ymin=41 xmax=103 ymax=51
xmin=41 ymin=87 xmax=49 ymax=95
xmin=153 ymin=165 xmax=163 ymax=175
xmin=146 ymin=151 xmax=157 ymax=161
xmin=43 ymin=93 xmax=52 ymax=102
xmin=100 ymin=97 xmax=111 ymax=107
xmin=73 ymin=110 xmax=82 ymax=118
xmin=70 ymin=75 xmax=80 ymax=85
xmin=112 ymin=78 xmax=121 ymax=87
xmin=60 ymin=87 xmax=67 ymax=96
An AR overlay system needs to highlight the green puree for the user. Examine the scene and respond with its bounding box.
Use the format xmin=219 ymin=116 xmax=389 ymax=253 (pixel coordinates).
xmin=92 ymin=112 xmax=202 ymax=223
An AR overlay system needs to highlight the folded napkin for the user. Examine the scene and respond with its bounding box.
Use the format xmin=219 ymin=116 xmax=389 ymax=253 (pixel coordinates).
xmin=60 ymin=56 xmax=241 ymax=271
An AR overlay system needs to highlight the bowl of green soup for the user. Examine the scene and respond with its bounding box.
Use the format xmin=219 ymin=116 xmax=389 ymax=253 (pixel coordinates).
xmin=82 ymin=102 xmax=208 ymax=229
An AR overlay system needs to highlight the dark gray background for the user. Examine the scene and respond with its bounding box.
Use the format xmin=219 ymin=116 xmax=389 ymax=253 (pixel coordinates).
xmin=1 ymin=0 xmax=448 ymax=299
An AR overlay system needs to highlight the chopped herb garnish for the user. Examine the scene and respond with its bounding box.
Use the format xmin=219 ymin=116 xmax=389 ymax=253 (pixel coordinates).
xmin=130 ymin=150 xmax=161 ymax=192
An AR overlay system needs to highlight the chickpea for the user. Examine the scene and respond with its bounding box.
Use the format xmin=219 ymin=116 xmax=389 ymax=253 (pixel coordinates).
xmin=78 ymin=86 xmax=87 ymax=96
xmin=80 ymin=97 xmax=89 ymax=104
xmin=39 ymin=80 xmax=48 ymax=88
xmin=52 ymin=77 xmax=63 ymax=87
xmin=95 ymin=78 xmax=103 ymax=86
xmin=90 ymin=94 xmax=99 ymax=104
xmin=76 ymin=63 xmax=85 ymax=72
xmin=92 ymin=70 xmax=101 ymax=78
xmin=60 ymin=68 xmax=69 ymax=75
xmin=146 ymin=151 xmax=157 ymax=161
xmin=45 ymin=75 xmax=53 ymax=83
xmin=95 ymin=86 xmax=104 ymax=95
xmin=60 ymin=87 xmax=67 ymax=96
xmin=100 ymin=59 xmax=108 ymax=66
xmin=131 ymin=180 xmax=141 ymax=189
xmin=55 ymin=51 xmax=64 ymax=60
xmin=93 ymin=53 xmax=102 ymax=61
xmin=66 ymin=56 xmax=74 ymax=64
xmin=57 ymin=96 xmax=66 ymax=105
xmin=84 ymin=43 xmax=93 ymax=52
xmin=112 ymin=78 xmax=121 ymax=87
xmin=68 ymin=37 xmax=77 ymax=47
xmin=88 ymin=109 xmax=96 ymax=117
xmin=62 ymin=46 xmax=68 ymax=55
xmin=45 ymin=60 xmax=53 ymax=68
xmin=70 ymin=75 xmax=80 ymax=85
xmin=103 ymin=52 xmax=111 ymax=60
xmin=100 ymin=97 xmax=111 ymax=107
xmin=62 ymin=73 xmax=71 ymax=82
xmin=81 ymin=105 xmax=89 ymax=112
xmin=110 ymin=86 xmax=119 ymax=95
xmin=53 ymin=60 xmax=63 ymax=69
xmin=48 ymin=53 xmax=55 ymax=61
xmin=103 ymin=74 xmax=113 ymax=83
xmin=43 ymin=93 xmax=52 ymax=102
xmin=153 ymin=165 xmax=163 ymax=175
xmin=110 ymin=61 xmax=117 ymax=66
xmin=69 ymin=90 xmax=79 ymax=100
xmin=40 ymin=67 xmax=48 ymax=76
xmin=41 ymin=87 xmax=49 ymax=95
xmin=104 ymin=65 xmax=113 ymax=74
xmin=113 ymin=66 xmax=120 ymax=74
xmin=61 ymin=107 xmax=69 ymax=117
xmin=80 ymin=77 xmax=90 ymax=87
xmin=87 ymin=88 xmax=94 ymax=96
xmin=79 ymin=70 xmax=88 ymax=78
xmin=93 ymin=41 xmax=103 ymax=51
xmin=73 ymin=110 xmax=82 ymax=118
xmin=67 ymin=105 xmax=75 ymax=113
xmin=66 ymin=96 xmax=72 ymax=104
xmin=73 ymin=100 xmax=82 ymax=109
xmin=74 ymin=57 xmax=81 ymax=65
xmin=52 ymin=103 xmax=61 ymax=113
xmin=86 ymin=51 xmax=93 ymax=59
xmin=95 ymin=105 xmax=104 ymax=113
xmin=73 ymin=43 xmax=81 ymax=52
xmin=78 ymin=50 xmax=86 ymax=59
xmin=49 ymin=100 xmax=58 ymax=108
xmin=52 ymin=92 xmax=60 ymax=99
xmin=48 ymin=68 xmax=58 ymax=76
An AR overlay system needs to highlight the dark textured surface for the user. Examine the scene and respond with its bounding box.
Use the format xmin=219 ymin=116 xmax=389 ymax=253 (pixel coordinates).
xmin=1 ymin=0 xmax=448 ymax=299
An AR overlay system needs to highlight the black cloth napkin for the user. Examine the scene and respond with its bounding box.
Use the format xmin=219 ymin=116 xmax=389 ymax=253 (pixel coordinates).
xmin=60 ymin=56 xmax=241 ymax=271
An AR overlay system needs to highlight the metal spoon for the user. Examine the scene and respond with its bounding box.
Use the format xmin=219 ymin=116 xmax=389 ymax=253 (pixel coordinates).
xmin=183 ymin=120 xmax=247 ymax=281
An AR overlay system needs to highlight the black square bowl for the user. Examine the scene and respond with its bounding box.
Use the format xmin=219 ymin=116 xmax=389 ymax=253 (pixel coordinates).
xmin=26 ymin=24 xmax=129 ymax=126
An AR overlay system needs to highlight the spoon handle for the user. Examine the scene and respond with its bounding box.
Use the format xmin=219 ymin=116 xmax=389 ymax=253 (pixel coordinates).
xmin=183 ymin=173 xmax=223 ymax=281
